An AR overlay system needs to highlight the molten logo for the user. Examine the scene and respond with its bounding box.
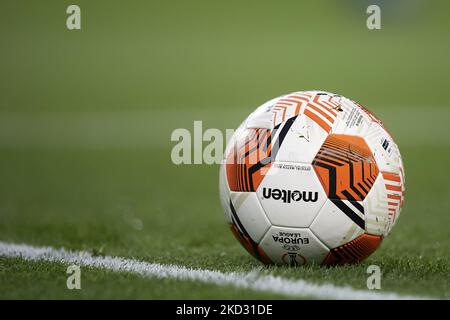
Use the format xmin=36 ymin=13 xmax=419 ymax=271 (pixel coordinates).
xmin=262 ymin=188 xmax=318 ymax=203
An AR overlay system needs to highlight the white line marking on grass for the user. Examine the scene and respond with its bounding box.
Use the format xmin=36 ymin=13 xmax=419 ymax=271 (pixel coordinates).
xmin=0 ymin=241 xmax=427 ymax=300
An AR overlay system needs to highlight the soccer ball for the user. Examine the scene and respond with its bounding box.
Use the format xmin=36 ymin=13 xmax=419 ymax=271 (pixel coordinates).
xmin=219 ymin=91 xmax=405 ymax=266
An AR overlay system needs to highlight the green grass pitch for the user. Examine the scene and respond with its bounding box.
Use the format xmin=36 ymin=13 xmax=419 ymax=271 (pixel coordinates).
xmin=0 ymin=0 xmax=449 ymax=299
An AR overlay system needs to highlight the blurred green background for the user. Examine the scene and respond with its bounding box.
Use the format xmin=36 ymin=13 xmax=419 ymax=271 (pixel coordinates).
xmin=0 ymin=0 xmax=449 ymax=148
xmin=0 ymin=0 xmax=449 ymax=298
xmin=1 ymin=0 xmax=450 ymax=113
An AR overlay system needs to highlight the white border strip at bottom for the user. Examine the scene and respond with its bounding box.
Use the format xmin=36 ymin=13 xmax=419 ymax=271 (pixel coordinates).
xmin=0 ymin=241 xmax=427 ymax=300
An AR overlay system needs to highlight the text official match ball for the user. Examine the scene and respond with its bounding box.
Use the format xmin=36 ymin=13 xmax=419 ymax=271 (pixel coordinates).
xmin=219 ymin=91 xmax=405 ymax=266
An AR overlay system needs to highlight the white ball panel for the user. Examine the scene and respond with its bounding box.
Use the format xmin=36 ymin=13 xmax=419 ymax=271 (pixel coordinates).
xmin=259 ymin=226 xmax=329 ymax=265
xmin=274 ymin=114 xmax=328 ymax=164
xmin=230 ymin=191 xmax=271 ymax=243
xmin=331 ymin=98 xmax=372 ymax=136
xmin=364 ymin=122 xmax=403 ymax=174
xmin=256 ymin=162 xmax=327 ymax=228
xmin=310 ymin=200 xmax=364 ymax=249
xmin=245 ymin=96 xmax=284 ymax=130
xmin=363 ymin=174 xmax=391 ymax=236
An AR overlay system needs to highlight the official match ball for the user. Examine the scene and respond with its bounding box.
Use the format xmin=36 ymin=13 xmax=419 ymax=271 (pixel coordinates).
xmin=219 ymin=91 xmax=405 ymax=266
